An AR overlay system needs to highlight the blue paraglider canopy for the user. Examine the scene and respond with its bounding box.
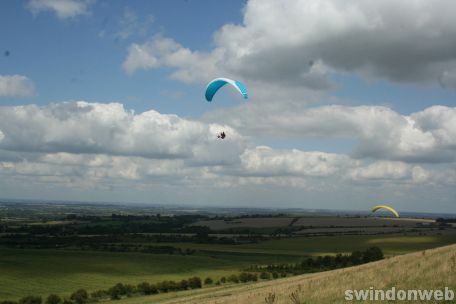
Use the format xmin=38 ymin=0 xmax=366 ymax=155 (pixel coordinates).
xmin=205 ymin=78 xmax=248 ymax=102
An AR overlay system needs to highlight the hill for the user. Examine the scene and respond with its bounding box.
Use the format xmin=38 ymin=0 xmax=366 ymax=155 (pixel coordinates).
xmin=116 ymin=243 xmax=456 ymax=304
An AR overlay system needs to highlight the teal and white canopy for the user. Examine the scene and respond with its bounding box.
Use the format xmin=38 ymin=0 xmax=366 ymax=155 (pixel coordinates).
xmin=205 ymin=78 xmax=248 ymax=102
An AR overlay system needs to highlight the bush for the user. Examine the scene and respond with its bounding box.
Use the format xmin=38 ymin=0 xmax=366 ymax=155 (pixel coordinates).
xmin=70 ymin=289 xmax=88 ymax=304
xmin=272 ymin=272 xmax=279 ymax=279
xmin=137 ymin=282 xmax=150 ymax=295
xmin=220 ymin=276 xmax=226 ymax=283
xmin=156 ymin=281 xmax=170 ymax=293
xmin=45 ymin=295 xmax=62 ymax=304
xmin=188 ymin=277 xmax=202 ymax=289
xmin=228 ymin=274 xmax=239 ymax=283
xmin=19 ymin=297 xmax=42 ymax=304
xmin=90 ymin=290 xmax=108 ymax=300
xmin=124 ymin=284 xmax=136 ymax=296
xmin=108 ymin=283 xmax=127 ymax=300
xmin=260 ymin=272 xmax=271 ymax=280
xmin=179 ymin=280 xmax=189 ymax=290
xmin=204 ymin=277 xmax=213 ymax=285
xmin=239 ymin=272 xmax=258 ymax=282
xmin=363 ymin=247 xmax=384 ymax=262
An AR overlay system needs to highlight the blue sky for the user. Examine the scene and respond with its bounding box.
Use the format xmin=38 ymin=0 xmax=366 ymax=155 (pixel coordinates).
xmin=0 ymin=0 xmax=455 ymax=213
xmin=0 ymin=0 xmax=246 ymax=115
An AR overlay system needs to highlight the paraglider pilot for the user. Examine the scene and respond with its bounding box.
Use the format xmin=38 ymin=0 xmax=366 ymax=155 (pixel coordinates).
xmin=217 ymin=131 xmax=226 ymax=139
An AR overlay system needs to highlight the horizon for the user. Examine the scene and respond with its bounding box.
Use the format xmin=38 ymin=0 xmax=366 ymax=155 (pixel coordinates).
xmin=0 ymin=0 xmax=455 ymax=213
xmin=1 ymin=197 xmax=455 ymax=216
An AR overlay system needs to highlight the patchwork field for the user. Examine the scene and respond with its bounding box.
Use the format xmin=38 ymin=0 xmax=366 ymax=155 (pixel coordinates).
xmin=113 ymin=244 xmax=456 ymax=304
xmin=1 ymin=234 xmax=456 ymax=300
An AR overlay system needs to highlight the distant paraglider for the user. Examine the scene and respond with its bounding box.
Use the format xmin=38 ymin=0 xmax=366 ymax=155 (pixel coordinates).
xmin=217 ymin=131 xmax=226 ymax=139
xmin=205 ymin=78 xmax=248 ymax=102
xmin=371 ymin=204 xmax=399 ymax=218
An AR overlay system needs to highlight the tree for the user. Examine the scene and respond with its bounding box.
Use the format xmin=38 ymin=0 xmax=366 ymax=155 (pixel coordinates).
xmin=70 ymin=289 xmax=88 ymax=304
xmin=90 ymin=290 xmax=108 ymax=300
xmin=179 ymin=280 xmax=189 ymax=290
xmin=363 ymin=247 xmax=384 ymax=262
xmin=260 ymin=272 xmax=271 ymax=280
xmin=228 ymin=274 xmax=239 ymax=283
xmin=204 ymin=277 xmax=213 ymax=285
xmin=239 ymin=272 xmax=250 ymax=283
xmin=138 ymin=282 xmax=158 ymax=294
xmin=350 ymin=250 xmax=363 ymax=265
xmin=108 ymin=283 xmax=126 ymax=300
xmin=19 ymin=297 xmax=42 ymax=304
xmin=188 ymin=277 xmax=202 ymax=289
xmin=45 ymin=295 xmax=62 ymax=304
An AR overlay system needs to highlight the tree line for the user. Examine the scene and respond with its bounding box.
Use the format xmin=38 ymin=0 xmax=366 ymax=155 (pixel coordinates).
xmin=248 ymin=247 xmax=384 ymax=275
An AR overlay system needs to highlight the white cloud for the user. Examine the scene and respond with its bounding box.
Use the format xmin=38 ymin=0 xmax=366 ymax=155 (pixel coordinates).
xmin=27 ymin=0 xmax=92 ymax=19
xmin=0 ymin=101 xmax=246 ymax=165
xmin=0 ymin=101 xmax=453 ymax=210
xmin=114 ymin=8 xmax=154 ymax=41
xmin=0 ymin=75 xmax=35 ymax=98
xmin=205 ymin=104 xmax=456 ymax=163
xmin=239 ymin=146 xmax=354 ymax=177
xmin=123 ymin=0 xmax=456 ymax=89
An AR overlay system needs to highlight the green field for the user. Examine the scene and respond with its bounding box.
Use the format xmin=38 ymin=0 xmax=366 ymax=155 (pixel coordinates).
xmin=1 ymin=234 xmax=456 ymax=300
xmin=164 ymin=234 xmax=456 ymax=256
xmin=113 ymin=244 xmax=456 ymax=304
xmin=0 ymin=248 xmax=296 ymax=300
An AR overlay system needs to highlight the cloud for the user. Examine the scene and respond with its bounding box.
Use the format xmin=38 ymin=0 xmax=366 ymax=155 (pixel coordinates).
xmin=0 ymin=101 xmax=246 ymax=164
xmin=123 ymin=0 xmax=456 ymax=89
xmin=0 ymin=101 xmax=453 ymax=211
xmin=0 ymin=75 xmax=35 ymax=98
xmin=114 ymin=8 xmax=154 ymax=41
xmin=239 ymin=146 xmax=354 ymax=177
xmin=205 ymin=104 xmax=456 ymax=164
xmin=26 ymin=0 xmax=92 ymax=19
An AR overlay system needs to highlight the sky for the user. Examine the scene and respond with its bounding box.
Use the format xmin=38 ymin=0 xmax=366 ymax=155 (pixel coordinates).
xmin=0 ymin=0 xmax=455 ymax=213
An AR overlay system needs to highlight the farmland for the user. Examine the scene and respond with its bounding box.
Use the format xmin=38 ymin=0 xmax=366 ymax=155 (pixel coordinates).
xmin=1 ymin=202 xmax=455 ymax=301
xmin=113 ymin=243 xmax=456 ymax=304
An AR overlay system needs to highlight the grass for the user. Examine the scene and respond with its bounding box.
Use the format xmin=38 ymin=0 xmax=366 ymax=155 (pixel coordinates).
xmin=1 ymin=234 xmax=455 ymax=300
xmin=165 ymin=234 xmax=456 ymax=256
xmin=114 ymin=243 xmax=456 ymax=304
xmin=0 ymin=248 xmax=297 ymax=300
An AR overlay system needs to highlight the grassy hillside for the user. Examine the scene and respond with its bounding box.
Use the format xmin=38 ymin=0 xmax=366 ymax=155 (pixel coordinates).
xmin=1 ymin=234 xmax=455 ymax=300
xmin=0 ymin=248 xmax=296 ymax=300
xmin=115 ymin=244 xmax=456 ymax=304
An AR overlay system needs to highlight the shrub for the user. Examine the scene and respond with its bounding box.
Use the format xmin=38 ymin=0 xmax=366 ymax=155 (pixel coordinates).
xmin=108 ymin=283 xmax=127 ymax=300
xmin=136 ymin=282 xmax=157 ymax=295
xmin=260 ymin=272 xmax=271 ymax=280
xmin=188 ymin=277 xmax=202 ymax=289
xmin=204 ymin=277 xmax=213 ymax=285
xmin=179 ymin=280 xmax=189 ymax=290
xmin=70 ymin=289 xmax=88 ymax=304
xmin=228 ymin=274 xmax=239 ymax=283
xmin=45 ymin=295 xmax=62 ymax=304
xmin=90 ymin=290 xmax=108 ymax=299
xmin=19 ymin=296 xmax=42 ymax=304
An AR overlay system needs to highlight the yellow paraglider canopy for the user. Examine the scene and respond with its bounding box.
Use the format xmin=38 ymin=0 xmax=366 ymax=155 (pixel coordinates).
xmin=371 ymin=204 xmax=399 ymax=218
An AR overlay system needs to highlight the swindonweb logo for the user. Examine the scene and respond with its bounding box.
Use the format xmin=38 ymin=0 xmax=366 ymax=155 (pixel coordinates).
xmin=345 ymin=287 xmax=454 ymax=301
